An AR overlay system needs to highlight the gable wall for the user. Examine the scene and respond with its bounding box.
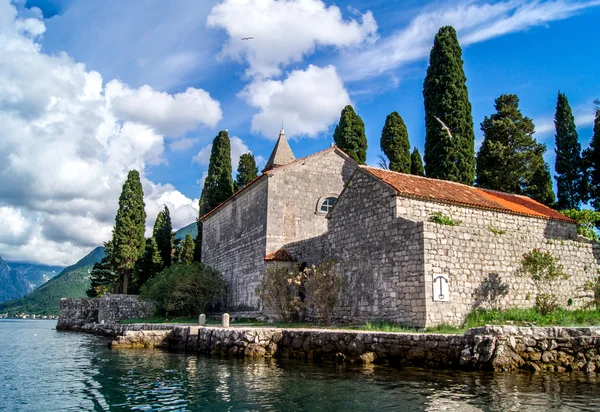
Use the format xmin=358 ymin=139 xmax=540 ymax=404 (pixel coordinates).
xmin=201 ymin=177 xmax=269 ymax=311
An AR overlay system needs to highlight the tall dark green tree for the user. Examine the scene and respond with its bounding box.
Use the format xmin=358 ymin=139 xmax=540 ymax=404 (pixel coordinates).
xmin=111 ymin=170 xmax=147 ymax=294
xmin=180 ymin=234 xmax=195 ymax=264
xmin=380 ymin=111 xmax=411 ymax=173
xmin=423 ymin=26 xmax=475 ymax=184
xmin=86 ymin=254 xmax=116 ymax=298
xmin=583 ymin=105 xmax=600 ymax=210
xmin=194 ymin=221 xmax=203 ymax=263
xmin=476 ymin=94 xmax=555 ymax=206
xmin=234 ymin=153 xmax=258 ymax=191
xmin=199 ymin=130 xmax=234 ymax=216
xmin=134 ymin=237 xmax=163 ymax=292
xmin=554 ymin=92 xmax=584 ymax=210
xmin=333 ymin=105 xmax=367 ymax=164
xmin=153 ymin=205 xmax=173 ymax=269
xmin=410 ymin=148 xmax=425 ymax=176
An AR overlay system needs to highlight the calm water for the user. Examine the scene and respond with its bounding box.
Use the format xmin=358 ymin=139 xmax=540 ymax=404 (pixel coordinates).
xmin=1 ymin=320 xmax=599 ymax=411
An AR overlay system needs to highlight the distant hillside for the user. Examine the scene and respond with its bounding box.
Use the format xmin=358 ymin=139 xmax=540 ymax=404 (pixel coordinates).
xmin=175 ymin=222 xmax=197 ymax=240
xmin=0 ymin=257 xmax=30 ymax=303
xmin=8 ymin=262 xmax=63 ymax=290
xmin=0 ymin=247 xmax=105 ymax=315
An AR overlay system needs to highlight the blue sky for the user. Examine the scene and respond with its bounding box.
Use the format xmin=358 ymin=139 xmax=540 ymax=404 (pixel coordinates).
xmin=0 ymin=0 xmax=598 ymax=265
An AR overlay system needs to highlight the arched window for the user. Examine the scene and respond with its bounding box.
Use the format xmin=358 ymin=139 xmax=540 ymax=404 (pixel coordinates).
xmin=319 ymin=197 xmax=337 ymax=213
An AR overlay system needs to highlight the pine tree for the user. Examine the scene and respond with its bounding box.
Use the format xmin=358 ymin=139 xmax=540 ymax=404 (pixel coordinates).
xmin=134 ymin=237 xmax=163 ymax=291
xmin=153 ymin=205 xmax=172 ymax=269
xmin=423 ymin=26 xmax=475 ymax=184
xmin=86 ymin=255 xmax=116 ymax=298
xmin=111 ymin=170 xmax=146 ymax=294
xmin=199 ymin=130 xmax=234 ymax=216
xmin=234 ymin=153 xmax=258 ymax=191
xmin=194 ymin=221 xmax=203 ymax=263
xmin=381 ymin=111 xmax=411 ymax=173
xmin=333 ymin=105 xmax=368 ymax=164
xmin=180 ymin=234 xmax=195 ymax=264
xmin=410 ymin=148 xmax=425 ymax=176
xmin=583 ymin=106 xmax=600 ymax=210
xmin=554 ymin=92 xmax=584 ymax=210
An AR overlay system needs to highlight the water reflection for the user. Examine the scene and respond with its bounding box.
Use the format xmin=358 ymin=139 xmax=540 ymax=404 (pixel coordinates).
xmin=1 ymin=320 xmax=599 ymax=411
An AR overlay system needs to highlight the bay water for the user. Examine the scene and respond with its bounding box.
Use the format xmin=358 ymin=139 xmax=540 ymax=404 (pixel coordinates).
xmin=1 ymin=319 xmax=599 ymax=411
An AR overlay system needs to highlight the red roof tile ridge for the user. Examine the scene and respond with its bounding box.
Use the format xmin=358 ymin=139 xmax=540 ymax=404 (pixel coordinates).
xmin=264 ymin=248 xmax=294 ymax=262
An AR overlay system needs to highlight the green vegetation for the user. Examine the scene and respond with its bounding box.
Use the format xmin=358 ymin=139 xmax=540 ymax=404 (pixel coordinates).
xmin=199 ymin=130 xmax=234 ymax=216
xmin=554 ymin=92 xmax=584 ymax=210
xmin=520 ymin=248 xmax=569 ymax=315
xmin=476 ymin=94 xmax=555 ymax=206
xmin=560 ymin=209 xmax=600 ymax=241
xmin=133 ymin=237 xmax=163 ymax=292
xmin=111 ymin=170 xmax=147 ymax=294
xmin=333 ymin=105 xmax=367 ymax=164
xmin=174 ymin=222 xmax=198 ymax=240
xmin=488 ymin=226 xmax=507 ymax=235
xmin=428 ymin=211 xmax=462 ymax=226
xmin=464 ymin=308 xmax=600 ymax=328
xmin=120 ymin=316 xmax=216 ymax=325
xmin=380 ymin=111 xmax=411 ymax=173
xmin=302 ymin=260 xmax=346 ymax=326
xmin=0 ymin=247 xmax=105 ymax=315
xmin=583 ymin=276 xmax=600 ymax=310
xmin=423 ymin=26 xmax=475 ymax=185
xmin=234 ymin=152 xmax=258 ymax=191
xmin=179 ymin=234 xmax=195 ymax=264
xmin=583 ymin=107 xmax=600 ymax=210
xmin=140 ymin=263 xmax=225 ymax=317
xmin=256 ymin=265 xmax=303 ymax=323
xmin=153 ymin=205 xmax=173 ymax=268
xmin=410 ymin=148 xmax=424 ymax=176
xmin=86 ymin=255 xmax=116 ymax=298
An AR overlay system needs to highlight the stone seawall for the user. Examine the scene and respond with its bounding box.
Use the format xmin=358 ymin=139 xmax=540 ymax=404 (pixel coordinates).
xmin=59 ymin=322 xmax=600 ymax=372
xmin=57 ymin=295 xmax=153 ymax=329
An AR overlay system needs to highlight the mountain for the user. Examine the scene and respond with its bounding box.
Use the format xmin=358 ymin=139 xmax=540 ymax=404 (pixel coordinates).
xmin=7 ymin=263 xmax=63 ymax=290
xmin=0 ymin=257 xmax=30 ymax=303
xmin=175 ymin=222 xmax=197 ymax=240
xmin=0 ymin=247 xmax=105 ymax=315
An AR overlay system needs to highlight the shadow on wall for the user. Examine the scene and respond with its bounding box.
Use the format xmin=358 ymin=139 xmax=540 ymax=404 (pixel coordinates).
xmin=472 ymin=272 xmax=510 ymax=310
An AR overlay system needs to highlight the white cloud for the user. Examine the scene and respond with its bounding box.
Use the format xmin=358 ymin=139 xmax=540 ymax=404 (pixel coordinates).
xmin=341 ymin=0 xmax=600 ymax=81
xmin=239 ymin=64 xmax=351 ymax=139
xmin=535 ymin=107 xmax=597 ymax=139
xmin=207 ymin=0 xmax=377 ymax=78
xmin=170 ymin=137 xmax=199 ymax=152
xmin=108 ymin=81 xmax=222 ymax=137
xmin=0 ymin=1 xmax=204 ymax=265
xmin=193 ymin=136 xmax=252 ymax=172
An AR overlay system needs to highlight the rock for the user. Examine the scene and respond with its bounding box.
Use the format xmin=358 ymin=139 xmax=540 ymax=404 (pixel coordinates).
xmin=244 ymin=343 xmax=266 ymax=358
xmin=348 ymin=339 xmax=366 ymax=357
xmin=541 ymin=351 xmax=554 ymax=363
xmin=406 ymin=347 xmax=425 ymax=361
xmin=358 ymin=352 xmax=377 ymax=364
xmin=585 ymin=362 xmax=596 ymax=373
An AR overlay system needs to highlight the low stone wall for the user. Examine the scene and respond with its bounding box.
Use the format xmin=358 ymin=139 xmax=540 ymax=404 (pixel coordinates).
xmin=57 ymin=295 xmax=153 ymax=330
xmin=60 ymin=322 xmax=600 ymax=372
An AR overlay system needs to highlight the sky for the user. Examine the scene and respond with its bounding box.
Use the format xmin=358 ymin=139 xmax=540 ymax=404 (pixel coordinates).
xmin=0 ymin=0 xmax=598 ymax=266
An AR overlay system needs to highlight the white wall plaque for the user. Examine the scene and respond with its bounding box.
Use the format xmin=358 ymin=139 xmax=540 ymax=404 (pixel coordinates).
xmin=432 ymin=274 xmax=449 ymax=302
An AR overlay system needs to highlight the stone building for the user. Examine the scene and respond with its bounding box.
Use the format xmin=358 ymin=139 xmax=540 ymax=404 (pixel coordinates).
xmin=201 ymin=131 xmax=600 ymax=327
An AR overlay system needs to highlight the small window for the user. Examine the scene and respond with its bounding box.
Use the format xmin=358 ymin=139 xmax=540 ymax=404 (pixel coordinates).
xmin=319 ymin=197 xmax=337 ymax=213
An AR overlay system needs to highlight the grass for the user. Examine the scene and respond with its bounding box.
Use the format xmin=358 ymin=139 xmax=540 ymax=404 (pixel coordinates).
xmin=464 ymin=308 xmax=600 ymax=328
xmin=120 ymin=316 xmax=218 ymax=325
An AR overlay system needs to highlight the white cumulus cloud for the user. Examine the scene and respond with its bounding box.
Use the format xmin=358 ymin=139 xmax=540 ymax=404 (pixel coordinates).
xmin=207 ymin=0 xmax=377 ymax=78
xmin=239 ymin=64 xmax=351 ymax=139
xmin=193 ymin=136 xmax=252 ymax=172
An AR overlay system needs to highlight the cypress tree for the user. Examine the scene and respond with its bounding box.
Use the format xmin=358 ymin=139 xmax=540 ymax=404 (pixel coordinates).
xmin=333 ymin=105 xmax=368 ymax=164
xmin=153 ymin=205 xmax=172 ymax=269
xmin=476 ymin=94 xmax=555 ymax=206
xmin=423 ymin=26 xmax=475 ymax=184
xmin=554 ymin=92 xmax=584 ymax=210
xmin=199 ymin=130 xmax=234 ymax=216
xmin=583 ymin=106 xmax=600 ymax=210
xmin=234 ymin=153 xmax=258 ymax=191
xmin=134 ymin=237 xmax=163 ymax=291
xmin=86 ymin=255 xmax=116 ymax=298
xmin=410 ymin=148 xmax=425 ymax=176
xmin=381 ymin=111 xmax=411 ymax=173
xmin=111 ymin=170 xmax=146 ymax=294
xmin=180 ymin=234 xmax=195 ymax=264
xmin=193 ymin=221 xmax=203 ymax=263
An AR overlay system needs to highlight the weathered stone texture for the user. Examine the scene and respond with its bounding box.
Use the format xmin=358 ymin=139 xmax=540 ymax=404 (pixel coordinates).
xmin=57 ymin=295 xmax=152 ymax=329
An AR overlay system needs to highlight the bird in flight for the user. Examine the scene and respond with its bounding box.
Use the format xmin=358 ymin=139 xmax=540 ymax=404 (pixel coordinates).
xmin=241 ymin=37 xmax=254 ymax=40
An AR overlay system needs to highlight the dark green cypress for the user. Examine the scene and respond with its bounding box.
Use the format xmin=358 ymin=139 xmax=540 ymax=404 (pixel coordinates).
xmin=554 ymin=92 xmax=584 ymax=210
xmin=199 ymin=130 xmax=234 ymax=216
xmin=410 ymin=148 xmax=425 ymax=176
xmin=153 ymin=205 xmax=172 ymax=268
xmin=193 ymin=221 xmax=203 ymax=263
xmin=525 ymin=151 xmax=556 ymax=207
xmin=180 ymin=234 xmax=195 ymax=264
xmin=111 ymin=170 xmax=146 ymax=294
xmin=333 ymin=105 xmax=368 ymax=164
xmin=134 ymin=237 xmax=163 ymax=291
xmin=381 ymin=112 xmax=411 ymax=173
xmin=423 ymin=26 xmax=475 ymax=184
xmin=583 ymin=106 xmax=600 ymax=210
xmin=234 ymin=153 xmax=258 ymax=191
xmin=86 ymin=255 xmax=116 ymax=298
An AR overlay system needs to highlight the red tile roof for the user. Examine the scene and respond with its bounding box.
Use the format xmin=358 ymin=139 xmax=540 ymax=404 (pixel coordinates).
xmin=264 ymin=249 xmax=294 ymax=262
xmin=361 ymin=166 xmax=573 ymax=223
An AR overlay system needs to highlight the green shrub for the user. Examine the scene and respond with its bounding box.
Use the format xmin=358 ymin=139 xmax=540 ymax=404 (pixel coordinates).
xmin=560 ymin=209 xmax=600 ymax=241
xmin=520 ymin=249 xmax=569 ymax=315
xmin=487 ymin=226 xmax=506 ymax=235
xmin=140 ymin=263 xmax=225 ymax=317
xmin=256 ymin=265 xmax=303 ymax=323
xmin=583 ymin=276 xmax=600 ymax=310
xmin=303 ymin=259 xmax=346 ymax=326
xmin=428 ymin=211 xmax=462 ymax=226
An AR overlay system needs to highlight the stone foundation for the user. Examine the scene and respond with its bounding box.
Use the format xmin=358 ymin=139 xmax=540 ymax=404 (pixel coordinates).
xmin=59 ymin=322 xmax=600 ymax=373
xmin=57 ymin=295 xmax=153 ymax=329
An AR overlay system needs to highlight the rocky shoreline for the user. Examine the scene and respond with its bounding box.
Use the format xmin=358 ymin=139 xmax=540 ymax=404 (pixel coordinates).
xmin=57 ymin=322 xmax=600 ymax=373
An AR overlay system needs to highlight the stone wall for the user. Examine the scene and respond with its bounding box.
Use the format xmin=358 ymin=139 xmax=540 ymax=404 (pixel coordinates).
xmin=201 ymin=177 xmax=269 ymax=311
xmin=57 ymin=295 xmax=152 ymax=329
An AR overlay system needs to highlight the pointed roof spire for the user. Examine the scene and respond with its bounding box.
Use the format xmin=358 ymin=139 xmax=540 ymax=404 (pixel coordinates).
xmin=263 ymin=128 xmax=295 ymax=172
